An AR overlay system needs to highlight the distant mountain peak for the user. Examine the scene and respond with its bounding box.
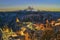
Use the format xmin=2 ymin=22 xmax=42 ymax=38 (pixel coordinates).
xmin=27 ymin=6 xmax=34 ymax=10
xmin=24 ymin=6 xmax=37 ymax=11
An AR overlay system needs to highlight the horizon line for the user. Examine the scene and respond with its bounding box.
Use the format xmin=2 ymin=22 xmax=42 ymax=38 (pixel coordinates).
xmin=0 ymin=7 xmax=60 ymax=12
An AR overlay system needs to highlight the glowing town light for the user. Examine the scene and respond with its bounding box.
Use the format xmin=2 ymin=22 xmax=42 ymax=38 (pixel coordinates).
xmin=57 ymin=19 xmax=60 ymax=21
xmin=16 ymin=17 xmax=20 ymax=23
xmin=55 ymin=23 xmax=60 ymax=26
xmin=11 ymin=33 xmax=17 ymax=37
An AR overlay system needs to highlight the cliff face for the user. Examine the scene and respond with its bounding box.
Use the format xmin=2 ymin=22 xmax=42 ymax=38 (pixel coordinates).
xmin=0 ymin=11 xmax=60 ymax=28
xmin=0 ymin=11 xmax=60 ymax=22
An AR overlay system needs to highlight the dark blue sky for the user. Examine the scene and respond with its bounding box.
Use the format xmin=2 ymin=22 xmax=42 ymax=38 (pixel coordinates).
xmin=0 ymin=0 xmax=60 ymax=11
